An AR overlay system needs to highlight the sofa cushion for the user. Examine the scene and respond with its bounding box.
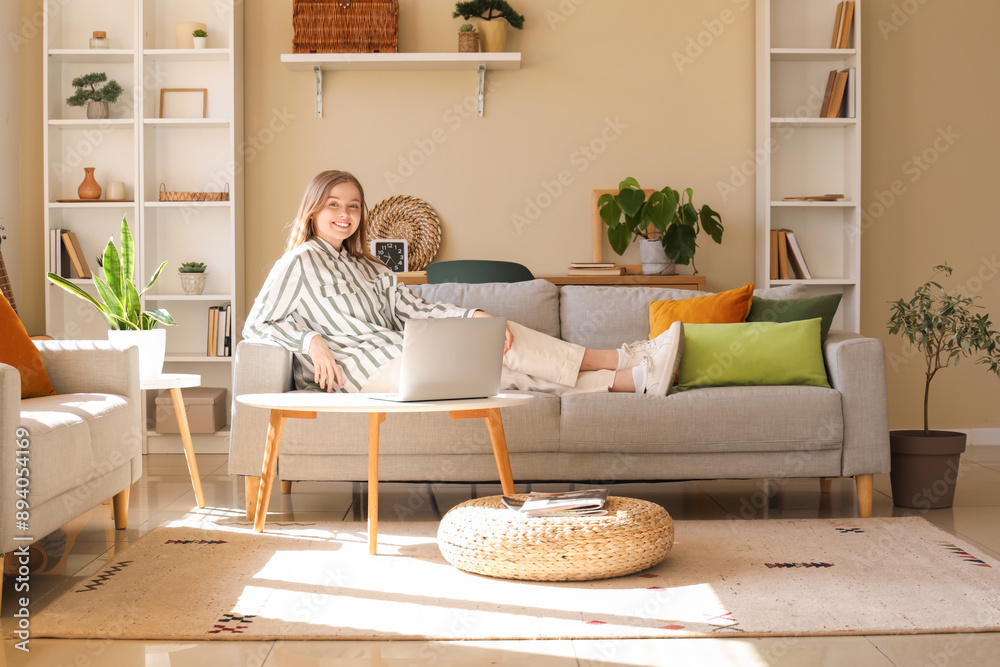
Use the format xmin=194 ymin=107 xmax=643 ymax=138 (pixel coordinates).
xmin=410 ymin=279 xmax=560 ymax=338
xmin=648 ymin=283 xmax=754 ymax=338
xmin=679 ymin=319 xmax=830 ymax=389
xmin=747 ymin=293 xmax=843 ymax=342
xmin=19 ymin=392 xmax=133 ymax=505
xmin=1 ymin=293 xmax=58 ymax=398
xmin=559 ymin=386 xmax=843 ymax=455
xmin=560 ymin=283 xmax=808 ymax=350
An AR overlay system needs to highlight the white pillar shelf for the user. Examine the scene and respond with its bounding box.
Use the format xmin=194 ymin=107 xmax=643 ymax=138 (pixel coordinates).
xmin=279 ymin=52 xmax=521 ymax=118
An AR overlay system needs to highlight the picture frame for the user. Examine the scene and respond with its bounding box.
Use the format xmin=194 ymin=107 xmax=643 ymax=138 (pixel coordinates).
xmin=370 ymin=239 xmax=408 ymax=272
xmin=159 ymin=88 xmax=208 ymax=119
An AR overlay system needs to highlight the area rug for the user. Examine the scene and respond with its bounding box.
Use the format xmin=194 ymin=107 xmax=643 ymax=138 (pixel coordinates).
xmin=26 ymin=516 xmax=1000 ymax=640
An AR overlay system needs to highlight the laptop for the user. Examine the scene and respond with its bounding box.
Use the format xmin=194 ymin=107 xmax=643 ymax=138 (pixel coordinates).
xmin=371 ymin=317 xmax=507 ymax=402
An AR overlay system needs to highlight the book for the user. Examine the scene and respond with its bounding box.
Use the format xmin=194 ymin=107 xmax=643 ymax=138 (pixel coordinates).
xmin=207 ymin=306 xmax=218 ymax=357
xmin=777 ymin=229 xmax=789 ymax=280
xmin=51 ymin=228 xmax=72 ymax=278
xmin=567 ymin=266 xmax=625 ymax=276
xmin=769 ymin=230 xmax=779 ymax=280
xmin=569 ymin=262 xmax=616 ymax=269
xmin=216 ymin=305 xmax=227 ymax=356
xmin=784 ymin=230 xmax=812 ymax=279
xmin=830 ymin=1 xmax=846 ymax=49
xmin=61 ymin=230 xmax=92 ymax=279
xmin=223 ymin=303 xmax=232 ymax=356
xmin=782 ymin=194 xmax=845 ymax=201
xmin=819 ymin=70 xmax=838 ymax=118
xmin=838 ymin=1 xmax=855 ymax=49
xmin=825 ymin=70 xmax=849 ymax=118
xmin=842 ymin=67 xmax=856 ymax=118
xmin=502 ymin=488 xmax=610 ymax=517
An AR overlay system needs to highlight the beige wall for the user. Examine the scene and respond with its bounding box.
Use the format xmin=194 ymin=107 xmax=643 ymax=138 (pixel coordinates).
xmin=16 ymin=1 xmax=1000 ymax=430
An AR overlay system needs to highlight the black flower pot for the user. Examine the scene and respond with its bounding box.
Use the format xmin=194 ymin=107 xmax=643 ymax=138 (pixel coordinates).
xmin=889 ymin=430 xmax=966 ymax=509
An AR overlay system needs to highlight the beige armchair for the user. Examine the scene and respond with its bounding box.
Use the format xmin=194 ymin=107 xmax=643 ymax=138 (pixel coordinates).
xmin=1 ymin=340 xmax=142 ymax=606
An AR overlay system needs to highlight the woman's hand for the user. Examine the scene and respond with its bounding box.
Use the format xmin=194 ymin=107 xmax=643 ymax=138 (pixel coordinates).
xmin=308 ymin=335 xmax=344 ymax=392
xmin=472 ymin=310 xmax=514 ymax=354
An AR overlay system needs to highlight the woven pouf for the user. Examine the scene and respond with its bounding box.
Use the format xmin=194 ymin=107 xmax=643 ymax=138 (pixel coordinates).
xmin=437 ymin=495 xmax=674 ymax=581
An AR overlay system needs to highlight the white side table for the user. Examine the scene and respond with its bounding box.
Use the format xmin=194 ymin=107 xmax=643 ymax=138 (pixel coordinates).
xmin=236 ymin=392 xmax=534 ymax=555
xmin=142 ymin=373 xmax=206 ymax=509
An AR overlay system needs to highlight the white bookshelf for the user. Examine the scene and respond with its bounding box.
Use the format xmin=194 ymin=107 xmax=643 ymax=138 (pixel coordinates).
xmin=43 ymin=0 xmax=243 ymax=454
xmin=756 ymin=0 xmax=861 ymax=332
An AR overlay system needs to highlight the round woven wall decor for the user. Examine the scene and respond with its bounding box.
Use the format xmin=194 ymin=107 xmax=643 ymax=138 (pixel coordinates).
xmin=367 ymin=195 xmax=442 ymax=270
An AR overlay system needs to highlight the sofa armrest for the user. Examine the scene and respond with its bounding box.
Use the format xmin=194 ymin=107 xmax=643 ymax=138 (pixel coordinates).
xmin=35 ymin=339 xmax=140 ymax=401
xmin=823 ymin=330 xmax=891 ymax=476
xmin=230 ymin=341 xmax=294 ymax=476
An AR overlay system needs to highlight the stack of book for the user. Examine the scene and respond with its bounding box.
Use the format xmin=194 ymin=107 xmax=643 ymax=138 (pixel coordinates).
xmin=206 ymin=304 xmax=232 ymax=357
xmin=49 ymin=229 xmax=92 ymax=279
xmin=769 ymin=229 xmax=811 ymax=280
xmin=831 ymin=1 xmax=855 ymax=49
xmin=501 ymin=488 xmax=609 ymax=517
xmin=819 ymin=68 xmax=856 ymax=118
xmin=567 ymin=262 xmax=625 ymax=276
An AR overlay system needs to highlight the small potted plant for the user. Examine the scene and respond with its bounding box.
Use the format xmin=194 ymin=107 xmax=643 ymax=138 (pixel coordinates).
xmin=458 ymin=23 xmax=479 ymax=53
xmin=66 ymin=72 xmax=124 ymax=120
xmin=47 ymin=215 xmax=175 ymax=380
xmin=598 ymin=177 xmax=724 ymax=275
xmin=886 ymin=263 xmax=1000 ymax=509
xmin=178 ymin=261 xmax=208 ymax=295
xmin=192 ymin=29 xmax=207 ymax=49
xmin=453 ymin=0 xmax=524 ymax=52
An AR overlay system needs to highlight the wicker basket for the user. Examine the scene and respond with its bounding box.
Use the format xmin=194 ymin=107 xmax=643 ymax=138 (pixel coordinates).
xmin=158 ymin=183 xmax=229 ymax=202
xmin=458 ymin=31 xmax=479 ymax=53
xmin=367 ymin=195 xmax=441 ymax=270
xmin=293 ymin=0 xmax=399 ymax=54
xmin=437 ymin=495 xmax=675 ymax=581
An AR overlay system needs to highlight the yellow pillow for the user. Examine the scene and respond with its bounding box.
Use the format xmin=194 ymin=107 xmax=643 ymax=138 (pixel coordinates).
xmin=649 ymin=283 xmax=755 ymax=339
xmin=0 ymin=293 xmax=59 ymax=398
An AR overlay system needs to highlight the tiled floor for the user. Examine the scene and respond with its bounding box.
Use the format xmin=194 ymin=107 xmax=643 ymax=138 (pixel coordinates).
xmin=4 ymin=446 xmax=1000 ymax=666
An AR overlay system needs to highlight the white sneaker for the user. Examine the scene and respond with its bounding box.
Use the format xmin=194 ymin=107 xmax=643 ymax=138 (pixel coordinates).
xmin=636 ymin=321 xmax=684 ymax=396
xmin=620 ymin=323 xmax=682 ymax=369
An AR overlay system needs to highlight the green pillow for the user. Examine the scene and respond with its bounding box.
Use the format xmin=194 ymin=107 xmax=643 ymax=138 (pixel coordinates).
xmin=746 ymin=293 xmax=843 ymax=342
xmin=678 ymin=318 xmax=830 ymax=389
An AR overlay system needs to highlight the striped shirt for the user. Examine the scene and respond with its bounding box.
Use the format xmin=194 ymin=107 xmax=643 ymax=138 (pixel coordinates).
xmin=244 ymin=237 xmax=475 ymax=391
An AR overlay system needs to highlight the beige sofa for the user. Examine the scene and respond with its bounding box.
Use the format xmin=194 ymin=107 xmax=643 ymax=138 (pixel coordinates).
xmin=1 ymin=341 xmax=142 ymax=606
xmin=230 ymin=280 xmax=890 ymax=517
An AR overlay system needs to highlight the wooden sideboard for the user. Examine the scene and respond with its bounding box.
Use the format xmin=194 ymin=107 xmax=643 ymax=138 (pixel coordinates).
xmin=397 ymin=274 xmax=706 ymax=290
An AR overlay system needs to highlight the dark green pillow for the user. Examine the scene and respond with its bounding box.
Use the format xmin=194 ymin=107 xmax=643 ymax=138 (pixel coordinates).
xmin=746 ymin=293 xmax=843 ymax=342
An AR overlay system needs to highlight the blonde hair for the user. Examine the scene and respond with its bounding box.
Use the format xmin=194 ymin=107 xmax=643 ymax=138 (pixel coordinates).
xmin=285 ymin=170 xmax=375 ymax=260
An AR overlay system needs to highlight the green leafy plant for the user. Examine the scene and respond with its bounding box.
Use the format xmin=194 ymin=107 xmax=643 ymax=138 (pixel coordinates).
xmin=47 ymin=216 xmax=176 ymax=330
xmin=459 ymin=23 xmax=476 ymax=32
xmin=192 ymin=29 xmax=208 ymax=37
xmin=65 ymin=72 xmax=123 ymax=107
xmin=453 ymin=0 xmax=525 ymax=28
xmin=178 ymin=261 xmax=207 ymax=273
xmin=887 ymin=263 xmax=1000 ymax=435
xmin=598 ymin=177 xmax=724 ymax=270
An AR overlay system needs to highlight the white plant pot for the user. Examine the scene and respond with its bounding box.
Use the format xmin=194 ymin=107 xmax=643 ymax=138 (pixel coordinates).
xmin=192 ymin=36 xmax=207 ymax=49
xmin=174 ymin=22 xmax=207 ymax=48
xmin=639 ymin=238 xmax=677 ymax=276
xmin=179 ymin=272 xmax=207 ymax=295
xmin=108 ymin=329 xmax=166 ymax=381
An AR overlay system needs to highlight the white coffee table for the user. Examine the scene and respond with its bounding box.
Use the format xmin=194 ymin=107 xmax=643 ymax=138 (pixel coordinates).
xmin=142 ymin=373 xmax=205 ymax=509
xmin=235 ymin=392 xmax=534 ymax=554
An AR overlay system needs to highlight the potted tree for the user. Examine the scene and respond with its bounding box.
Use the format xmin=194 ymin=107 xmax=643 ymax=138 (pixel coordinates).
xmin=66 ymin=72 xmax=124 ymax=120
xmin=598 ymin=177 xmax=724 ymax=275
xmin=886 ymin=263 xmax=1000 ymax=509
xmin=453 ymin=0 xmax=524 ymax=53
xmin=47 ymin=215 xmax=176 ymax=380
xmin=178 ymin=261 xmax=207 ymax=295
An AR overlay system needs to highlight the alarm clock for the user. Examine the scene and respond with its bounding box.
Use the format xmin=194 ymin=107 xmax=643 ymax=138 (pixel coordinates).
xmin=370 ymin=239 xmax=408 ymax=272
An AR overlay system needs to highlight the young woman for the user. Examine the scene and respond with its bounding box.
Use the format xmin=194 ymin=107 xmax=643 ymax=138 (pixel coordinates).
xmin=244 ymin=170 xmax=683 ymax=396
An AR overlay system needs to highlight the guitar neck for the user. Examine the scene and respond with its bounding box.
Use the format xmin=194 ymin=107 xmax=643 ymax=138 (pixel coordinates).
xmin=0 ymin=250 xmax=16 ymax=314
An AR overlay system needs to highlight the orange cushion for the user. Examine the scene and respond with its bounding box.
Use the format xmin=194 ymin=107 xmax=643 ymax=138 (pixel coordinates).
xmin=649 ymin=283 xmax=755 ymax=339
xmin=0 ymin=293 xmax=58 ymax=398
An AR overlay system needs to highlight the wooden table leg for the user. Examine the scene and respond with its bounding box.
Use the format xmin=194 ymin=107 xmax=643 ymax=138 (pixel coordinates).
xmin=170 ymin=387 xmax=206 ymax=509
xmin=245 ymin=476 xmax=261 ymax=521
xmin=254 ymin=409 xmax=316 ymax=533
xmin=368 ymin=412 xmax=386 ymax=555
xmin=450 ymin=408 xmax=516 ymax=495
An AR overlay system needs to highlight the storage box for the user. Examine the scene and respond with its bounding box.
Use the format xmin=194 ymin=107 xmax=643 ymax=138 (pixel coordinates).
xmin=292 ymin=0 xmax=399 ymax=54
xmin=155 ymin=387 xmax=228 ymax=434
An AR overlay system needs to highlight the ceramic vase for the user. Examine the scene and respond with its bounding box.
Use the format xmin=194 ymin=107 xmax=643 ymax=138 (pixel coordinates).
xmin=179 ymin=272 xmax=207 ymax=295
xmin=86 ymin=100 xmax=109 ymax=119
xmin=108 ymin=329 xmax=166 ymax=382
xmin=174 ymin=22 xmax=207 ymax=49
xmin=639 ymin=238 xmax=677 ymax=276
xmin=78 ymin=167 xmax=102 ymax=200
xmin=477 ymin=18 xmax=508 ymax=52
